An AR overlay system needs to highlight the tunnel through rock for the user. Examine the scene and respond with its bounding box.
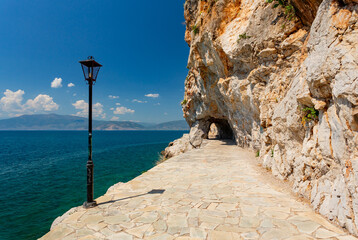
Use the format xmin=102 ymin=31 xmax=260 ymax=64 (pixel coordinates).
xmin=207 ymin=119 xmax=234 ymax=140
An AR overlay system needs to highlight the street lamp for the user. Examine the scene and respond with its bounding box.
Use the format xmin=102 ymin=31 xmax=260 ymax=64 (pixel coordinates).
xmin=79 ymin=56 xmax=102 ymax=208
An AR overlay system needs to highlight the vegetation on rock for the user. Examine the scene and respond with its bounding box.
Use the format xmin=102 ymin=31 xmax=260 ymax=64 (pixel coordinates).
xmin=266 ymin=0 xmax=296 ymax=28
xmin=302 ymin=106 xmax=319 ymax=125
xmin=237 ymin=33 xmax=252 ymax=42
xmin=191 ymin=25 xmax=199 ymax=35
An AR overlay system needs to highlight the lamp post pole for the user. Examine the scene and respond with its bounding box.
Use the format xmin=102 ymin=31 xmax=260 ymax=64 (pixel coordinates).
xmin=79 ymin=56 xmax=102 ymax=209
xmin=86 ymin=77 xmax=95 ymax=208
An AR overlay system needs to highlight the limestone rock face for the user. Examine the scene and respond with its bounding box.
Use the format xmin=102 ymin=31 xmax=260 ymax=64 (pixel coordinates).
xmin=161 ymin=134 xmax=195 ymax=159
xmin=183 ymin=0 xmax=358 ymax=235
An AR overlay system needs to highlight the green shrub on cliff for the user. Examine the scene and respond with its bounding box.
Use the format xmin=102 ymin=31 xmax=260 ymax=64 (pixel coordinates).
xmin=237 ymin=33 xmax=252 ymax=43
xmin=192 ymin=25 xmax=199 ymax=35
xmin=266 ymin=0 xmax=295 ymax=27
xmin=302 ymin=106 xmax=319 ymax=125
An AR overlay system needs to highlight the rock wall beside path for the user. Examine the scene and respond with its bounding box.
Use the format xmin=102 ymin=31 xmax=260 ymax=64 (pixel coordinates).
xmin=182 ymin=0 xmax=358 ymax=235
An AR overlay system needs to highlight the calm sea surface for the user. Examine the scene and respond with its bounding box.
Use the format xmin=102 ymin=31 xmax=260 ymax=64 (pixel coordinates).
xmin=0 ymin=130 xmax=187 ymax=240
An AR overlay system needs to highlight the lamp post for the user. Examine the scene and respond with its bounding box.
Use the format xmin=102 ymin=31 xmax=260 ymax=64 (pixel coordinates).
xmin=79 ymin=56 xmax=102 ymax=208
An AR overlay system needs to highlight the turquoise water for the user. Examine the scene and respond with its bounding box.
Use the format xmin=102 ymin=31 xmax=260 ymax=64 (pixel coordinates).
xmin=0 ymin=130 xmax=187 ymax=240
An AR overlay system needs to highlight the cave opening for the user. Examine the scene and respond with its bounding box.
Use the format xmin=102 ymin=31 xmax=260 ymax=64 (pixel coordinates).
xmin=207 ymin=119 xmax=234 ymax=140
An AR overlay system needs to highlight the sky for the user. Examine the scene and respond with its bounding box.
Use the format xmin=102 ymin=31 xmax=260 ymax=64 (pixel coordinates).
xmin=0 ymin=0 xmax=189 ymax=123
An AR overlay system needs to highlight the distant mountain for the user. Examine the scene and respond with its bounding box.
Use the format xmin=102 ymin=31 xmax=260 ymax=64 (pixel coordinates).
xmin=0 ymin=114 xmax=189 ymax=131
xmin=151 ymin=120 xmax=189 ymax=130
xmin=0 ymin=114 xmax=144 ymax=130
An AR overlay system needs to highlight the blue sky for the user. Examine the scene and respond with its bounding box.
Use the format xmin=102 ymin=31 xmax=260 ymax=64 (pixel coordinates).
xmin=0 ymin=0 xmax=189 ymax=123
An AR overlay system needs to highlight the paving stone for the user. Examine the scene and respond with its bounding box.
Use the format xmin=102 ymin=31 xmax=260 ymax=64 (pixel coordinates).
xmin=284 ymin=235 xmax=315 ymax=240
xmin=125 ymin=224 xmax=151 ymax=238
xmin=63 ymin=211 xmax=85 ymax=224
xmin=120 ymin=222 xmax=136 ymax=229
xmin=188 ymin=208 xmax=200 ymax=218
xmin=315 ymin=228 xmax=340 ymax=238
xmin=107 ymin=232 xmax=133 ymax=240
xmin=241 ymin=205 xmax=259 ymax=217
xmin=240 ymin=231 xmax=260 ymax=239
xmin=215 ymin=224 xmax=243 ymax=232
xmin=239 ymin=216 xmax=260 ymax=228
xmin=198 ymin=214 xmax=225 ymax=224
xmin=216 ymin=203 xmax=238 ymax=211
xmin=337 ymin=236 xmax=358 ymax=240
xmin=107 ymin=224 xmax=122 ymax=233
xmin=40 ymin=225 xmax=74 ymax=240
xmin=199 ymin=202 xmax=210 ymax=209
xmin=207 ymin=203 xmax=219 ymax=210
xmin=76 ymin=228 xmax=96 ymax=237
xmin=199 ymin=222 xmax=219 ymax=230
xmin=103 ymin=214 xmax=130 ymax=224
xmin=167 ymin=214 xmax=188 ymax=227
xmin=260 ymin=219 xmax=274 ymax=228
xmin=133 ymin=212 xmax=158 ymax=224
xmin=77 ymin=236 xmax=98 ymax=240
xmin=263 ymin=209 xmax=290 ymax=219
xmin=95 ymin=231 xmax=108 ymax=238
xmin=261 ymin=229 xmax=291 ymax=239
xmin=225 ymin=217 xmax=239 ymax=224
xmin=40 ymin=140 xmax=356 ymax=240
xmin=201 ymin=209 xmax=227 ymax=218
xmin=144 ymin=233 xmax=174 ymax=240
xmin=188 ymin=227 xmax=206 ymax=239
xmin=290 ymin=220 xmax=320 ymax=234
xmin=99 ymin=227 xmax=115 ymax=237
xmin=81 ymin=215 xmax=104 ymax=225
xmin=188 ymin=217 xmax=199 ymax=227
xmin=61 ymin=233 xmax=78 ymax=240
xmin=167 ymin=226 xmax=182 ymax=235
xmin=153 ymin=219 xmax=167 ymax=231
xmin=207 ymin=230 xmax=240 ymax=240
xmin=87 ymin=222 xmax=107 ymax=231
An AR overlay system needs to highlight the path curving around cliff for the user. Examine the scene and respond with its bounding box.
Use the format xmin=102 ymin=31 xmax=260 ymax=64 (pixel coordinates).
xmin=40 ymin=140 xmax=357 ymax=240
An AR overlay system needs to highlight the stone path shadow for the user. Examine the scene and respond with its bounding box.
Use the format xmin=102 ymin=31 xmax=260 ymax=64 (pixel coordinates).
xmin=98 ymin=189 xmax=165 ymax=206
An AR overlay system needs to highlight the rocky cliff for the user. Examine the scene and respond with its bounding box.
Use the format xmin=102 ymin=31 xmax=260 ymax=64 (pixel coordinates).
xmin=182 ymin=0 xmax=358 ymax=235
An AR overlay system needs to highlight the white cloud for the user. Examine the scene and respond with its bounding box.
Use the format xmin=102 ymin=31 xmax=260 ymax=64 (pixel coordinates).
xmin=145 ymin=93 xmax=159 ymax=98
xmin=113 ymin=106 xmax=135 ymax=115
xmin=115 ymin=103 xmax=121 ymax=106
xmin=73 ymin=93 xmax=77 ymax=96
xmin=68 ymin=83 xmax=75 ymax=87
xmin=110 ymin=107 xmax=114 ymax=110
xmin=72 ymin=100 xmax=106 ymax=119
xmin=132 ymin=99 xmax=147 ymax=103
xmin=51 ymin=78 xmax=63 ymax=88
xmin=25 ymin=94 xmax=59 ymax=111
xmin=0 ymin=89 xmax=59 ymax=116
xmin=111 ymin=116 xmax=119 ymax=121
xmin=164 ymin=112 xmax=168 ymax=115
xmin=72 ymin=100 xmax=87 ymax=116
xmin=108 ymin=95 xmax=119 ymax=99
xmin=0 ymin=89 xmax=25 ymax=112
xmin=154 ymin=103 xmax=161 ymax=106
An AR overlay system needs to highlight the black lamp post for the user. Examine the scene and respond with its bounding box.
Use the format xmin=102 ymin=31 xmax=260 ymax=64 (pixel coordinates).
xmin=79 ymin=56 xmax=102 ymax=208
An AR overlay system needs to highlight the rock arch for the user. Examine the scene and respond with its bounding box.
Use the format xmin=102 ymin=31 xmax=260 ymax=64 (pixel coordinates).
xmin=189 ymin=118 xmax=234 ymax=148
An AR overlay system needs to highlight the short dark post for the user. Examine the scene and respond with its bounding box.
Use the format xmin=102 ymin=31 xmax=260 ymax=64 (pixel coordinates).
xmin=79 ymin=56 xmax=102 ymax=209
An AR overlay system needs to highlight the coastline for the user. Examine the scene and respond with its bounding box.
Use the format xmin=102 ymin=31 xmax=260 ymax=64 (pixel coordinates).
xmin=0 ymin=131 xmax=188 ymax=240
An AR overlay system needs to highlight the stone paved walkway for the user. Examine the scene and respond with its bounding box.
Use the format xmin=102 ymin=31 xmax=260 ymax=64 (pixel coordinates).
xmin=40 ymin=140 xmax=357 ymax=240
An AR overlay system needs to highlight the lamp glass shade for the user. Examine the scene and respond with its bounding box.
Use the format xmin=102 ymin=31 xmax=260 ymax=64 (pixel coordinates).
xmin=79 ymin=58 xmax=102 ymax=81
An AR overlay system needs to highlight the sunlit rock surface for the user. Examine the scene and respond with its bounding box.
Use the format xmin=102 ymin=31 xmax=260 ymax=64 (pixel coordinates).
xmin=182 ymin=0 xmax=358 ymax=235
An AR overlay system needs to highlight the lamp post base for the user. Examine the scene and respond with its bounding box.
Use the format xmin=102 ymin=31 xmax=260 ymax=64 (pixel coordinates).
xmin=83 ymin=201 xmax=97 ymax=209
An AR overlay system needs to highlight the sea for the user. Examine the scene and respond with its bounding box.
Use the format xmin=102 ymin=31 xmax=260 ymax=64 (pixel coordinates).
xmin=0 ymin=130 xmax=187 ymax=240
